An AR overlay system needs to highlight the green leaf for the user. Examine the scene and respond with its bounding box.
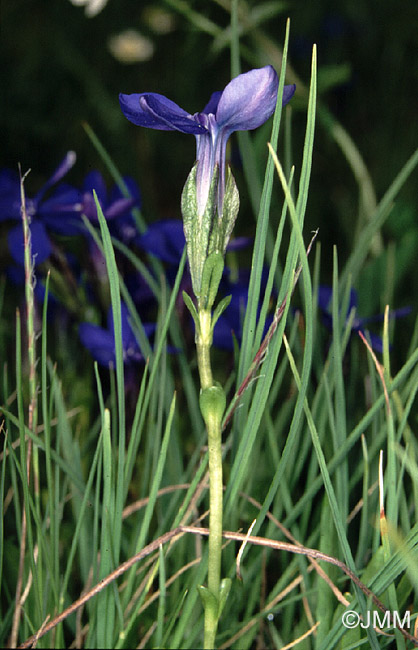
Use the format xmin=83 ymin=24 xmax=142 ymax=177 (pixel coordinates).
xmin=182 ymin=290 xmax=199 ymax=331
xmin=197 ymin=584 xmax=219 ymax=612
xmin=219 ymin=167 xmax=240 ymax=252
xmin=211 ymin=295 xmax=232 ymax=332
xmin=218 ymin=578 xmax=232 ymax=617
xmin=93 ymin=190 xmax=126 ymax=568
xmin=199 ymin=251 xmax=224 ymax=310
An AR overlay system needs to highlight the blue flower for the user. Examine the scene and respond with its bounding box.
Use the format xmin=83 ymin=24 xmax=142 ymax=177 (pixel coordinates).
xmin=79 ymin=302 xmax=154 ymax=367
xmin=40 ymin=170 xmax=141 ymax=242
xmin=0 ymin=152 xmax=77 ymax=265
xmin=318 ymin=285 xmax=411 ymax=353
xmin=138 ymin=219 xmax=186 ymax=265
xmin=119 ymin=67 xmax=295 ymax=218
xmin=0 ymin=158 xmax=141 ymax=266
xmin=6 ymin=263 xmax=59 ymax=309
xmin=73 ymin=171 xmax=141 ymax=243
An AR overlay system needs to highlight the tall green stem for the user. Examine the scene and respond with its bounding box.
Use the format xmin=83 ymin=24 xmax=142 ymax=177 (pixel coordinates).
xmin=196 ymin=307 xmax=225 ymax=649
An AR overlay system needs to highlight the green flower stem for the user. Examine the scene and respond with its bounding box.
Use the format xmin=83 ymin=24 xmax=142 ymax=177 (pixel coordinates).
xmin=196 ymin=307 xmax=224 ymax=649
xmin=204 ymin=406 xmax=223 ymax=648
xmin=196 ymin=309 xmax=213 ymax=389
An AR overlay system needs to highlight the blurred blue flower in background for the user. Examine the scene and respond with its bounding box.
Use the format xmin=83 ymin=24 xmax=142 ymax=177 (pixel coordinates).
xmin=79 ymin=301 xmax=154 ymax=367
xmin=137 ymin=219 xmax=185 ymax=265
xmin=0 ymin=152 xmax=77 ymax=265
xmin=318 ymin=285 xmax=411 ymax=353
xmin=75 ymin=170 xmax=141 ymax=243
xmin=0 ymin=158 xmax=141 ymax=266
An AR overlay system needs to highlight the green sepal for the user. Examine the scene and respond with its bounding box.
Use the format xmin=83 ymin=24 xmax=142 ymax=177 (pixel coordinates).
xmin=218 ymin=578 xmax=232 ymax=617
xmin=197 ymin=584 xmax=219 ymax=613
xmin=182 ymin=291 xmax=200 ymax=333
xmin=199 ymin=251 xmax=224 ymax=310
xmin=181 ymin=163 xmax=219 ymax=298
xmin=218 ymin=166 xmax=240 ymax=252
xmin=181 ymin=162 xmax=239 ymax=299
xmin=211 ymin=295 xmax=232 ymax=332
xmin=199 ymin=384 xmax=226 ymax=429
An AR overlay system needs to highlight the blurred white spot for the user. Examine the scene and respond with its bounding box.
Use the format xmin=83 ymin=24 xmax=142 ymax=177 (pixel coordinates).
xmin=108 ymin=30 xmax=155 ymax=64
xmin=267 ymin=613 xmax=274 ymax=621
xmin=69 ymin=0 xmax=109 ymax=18
xmin=142 ymin=6 xmax=176 ymax=34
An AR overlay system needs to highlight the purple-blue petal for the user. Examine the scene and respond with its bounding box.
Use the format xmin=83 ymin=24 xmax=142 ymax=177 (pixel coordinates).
xmin=317 ymin=286 xmax=333 ymax=312
xmin=106 ymin=177 xmax=141 ymax=225
xmin=105 ymin=197 xmax=137 ymax=221
xmin=107 ymin=303 xmax=154 ymax=363
xmin=0 ymin=168 xmax=19 ymax=195
xmin=120 ymin=92 xmax=203 ymax=134
xmin=38 ymin=185 xmax=84 ymax=235
xmin=80 ymin=305 xmax=147 ymax=367
xmin=34 ymin=151 xmax=76 ymax=203
xmin=282 ymin=84 xmax=297 ymax=106
xmin=143 ymin=95 xmax=207 ymax=134
xmin=109 ymin=176 xmax=142 ymax=206
xmin=226 ymin=236 xmax=252 ymax=251
xmin=110 ymin=214 xmax=138 ymax=244
xmin=125 ymin=270 xmax=156 ymax=308
xmin=215 ymin=66 xmax=279 ymax=133
xmin=212 ymin=288 xmax=273 ymax=351
xmin=82 ymin=171 xmax=108 ymax=204
xmin=80 ymin=192 xmax=100 ymax=222
xmin=0 ymin=169 xmax=24 ymax=221
xmin=121 ymin=303 xmax=137 ymax=349
xmin=79 ymin=322 xmax=117 ymax=367
xmin=356 ymin=328 xmax=385 ymax=354
xmin=138 ymin=219 xmax=185 ymax=265
xmin=108 ymin=303 xmax=143 ymax=349
xmin=212 ymin=313 xmax=240 ymax=350
xmin=317 ymin=285 xmax=358 ymax=315
xmin=357 ymin=305 xmax=412 ymax=325
xmin=8 ymin=221 xmax=52 ymax=266
xmin=202 ymin=91 xmax=223 ymax=116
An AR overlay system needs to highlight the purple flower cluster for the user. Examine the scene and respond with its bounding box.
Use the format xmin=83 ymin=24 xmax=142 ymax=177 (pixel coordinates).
xmin=0 ymin=152 xmax=140 ymax=266
xmin=0 ymin=153 xmax=145 ymax=368
xmin=0 ymin=152 xmax=254 ymax=367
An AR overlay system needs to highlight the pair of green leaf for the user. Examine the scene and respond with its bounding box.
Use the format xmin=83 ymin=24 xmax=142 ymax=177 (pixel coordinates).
xmin=197 ymin=577 xmax=232 ymax=620
xmin=183 ymin=251 xmax=231 ymax=344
